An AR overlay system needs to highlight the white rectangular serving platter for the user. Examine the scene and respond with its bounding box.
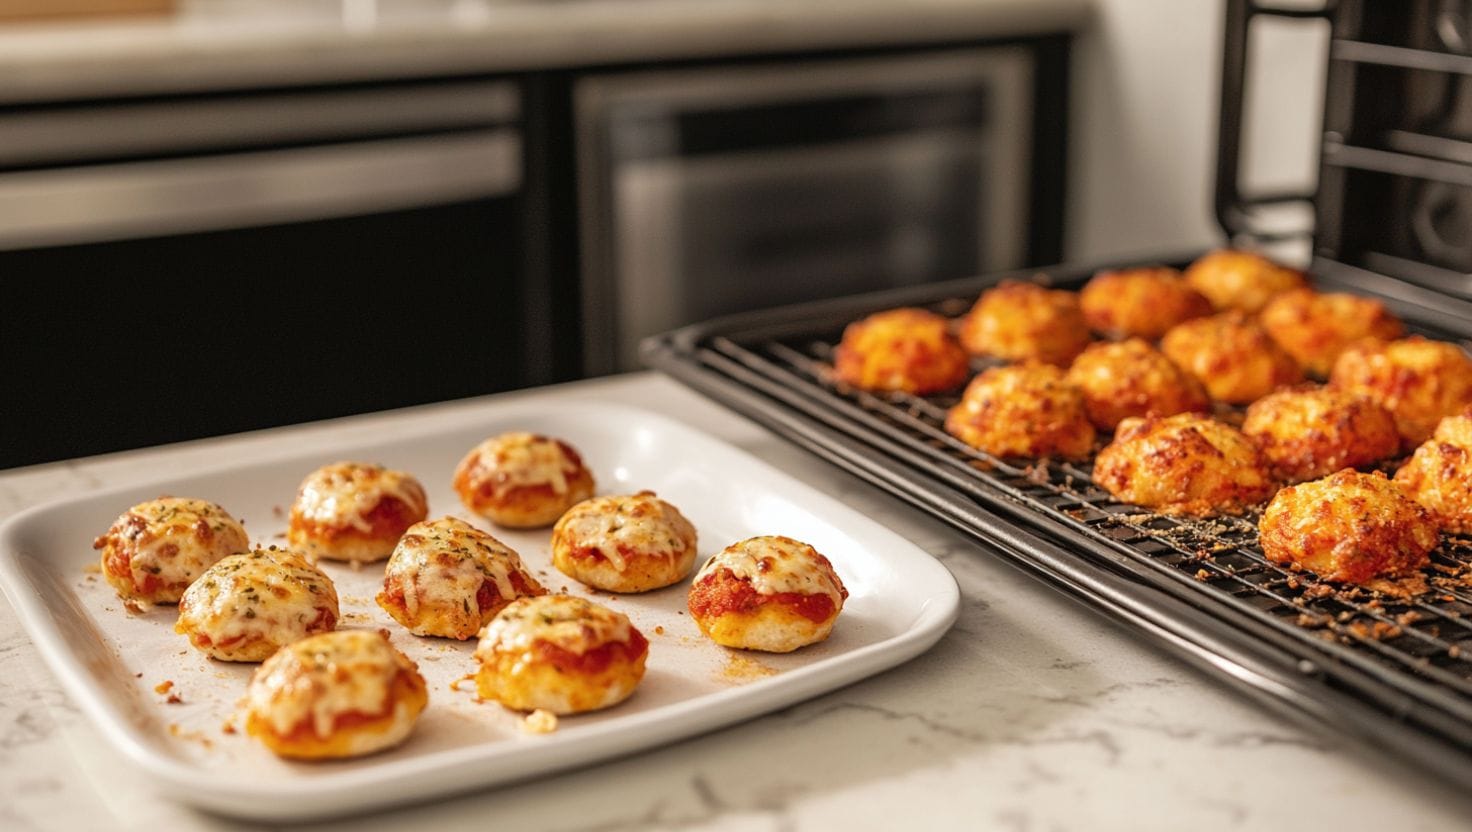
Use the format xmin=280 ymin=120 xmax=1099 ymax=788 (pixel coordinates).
xmin=0 ymin=402 xmax=958 ymax=821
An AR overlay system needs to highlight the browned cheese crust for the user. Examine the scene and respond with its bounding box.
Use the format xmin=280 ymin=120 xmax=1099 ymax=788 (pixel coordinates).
xmin=1242 ymin=385 xmax=1401 ymax=484
xmin=1065 ymin=338 xmax=1210 ymax=431
xmin=1092 ymin=413 xmax=1275 ymax=516
xmin=958 ymin=280 xmax=1092 ymax=366
xmin=1260 ymin=289 xmax=1404 ymax=378
xmin=1160 ymin=311 xmax=1303 ymax=405
xmin=1259 ymin=469 xmax=1437 ymax=584
xmin=944 ymin=363 xmax=1095 ymax=459
xmin=1079 ymin=267 xmax=1212 ymax=340
xmin=1330 ymin=336 xmax=1472 ymax=446
xmin=831 ymin=307 xmax=969 ymax=395
xmin=1183 ymin=249 xmax=1308 ymax=313
xmin=1395 ymin=407 xmax=1472 ymax=535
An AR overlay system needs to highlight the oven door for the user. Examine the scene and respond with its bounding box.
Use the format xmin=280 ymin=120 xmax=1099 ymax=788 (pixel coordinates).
xmin=1 ymin=95 xmax=527 ymax=468
xmin=576 ymin=48 xmax=1035 ymax=373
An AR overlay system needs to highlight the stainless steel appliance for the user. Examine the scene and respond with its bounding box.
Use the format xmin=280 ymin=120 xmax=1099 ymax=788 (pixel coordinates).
xmin=0 ymin=79 xmax=531 ymax=468
xmin=573 ymin=46 xmax=1052 ymax=373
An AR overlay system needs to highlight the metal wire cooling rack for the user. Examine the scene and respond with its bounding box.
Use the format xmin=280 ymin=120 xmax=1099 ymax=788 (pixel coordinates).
xmin=644 ymin=257 xmax=1472 ymax=787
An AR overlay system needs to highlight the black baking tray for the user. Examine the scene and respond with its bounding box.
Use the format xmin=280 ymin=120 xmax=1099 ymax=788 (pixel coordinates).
xmin=642 ymin=250 xmax=1472 ymax=790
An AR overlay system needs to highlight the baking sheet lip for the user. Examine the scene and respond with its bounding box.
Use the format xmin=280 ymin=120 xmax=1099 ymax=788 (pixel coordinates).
xmin=0 ymin=400 xmax=961 ymax=820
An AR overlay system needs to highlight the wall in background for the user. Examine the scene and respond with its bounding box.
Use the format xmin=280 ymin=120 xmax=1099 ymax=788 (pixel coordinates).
xmin=1067 ymin=0 xmax=1328 ymax=263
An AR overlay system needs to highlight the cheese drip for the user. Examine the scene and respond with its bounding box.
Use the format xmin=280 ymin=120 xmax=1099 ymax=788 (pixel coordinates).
xmin=556 ymin=493 xmax=693 ymax=571
xmin=178 ymin=548 xmax=336 ymax=647
xmin=475 ymin=433 xmax=580 ymax=497
xmin=112 ymin=497 xmax=249 ymax=587
xmin=390 ymin=517 xmax=530 ymax=618
xmin=294 ymin=462 xmax=427 ymax=532
xmin=478 ymin=595 xmax=632 ymax=656
xmin=249 ymin=630 xmax=404 ymax=739
xmin=695 ymin=535 xmax=845 ymax=601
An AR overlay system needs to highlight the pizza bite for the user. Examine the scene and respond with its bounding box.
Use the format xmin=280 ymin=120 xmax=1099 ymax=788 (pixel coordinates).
xmin=287 ymin=461 xmax=428 ymax=562
xmin=175 ymin=547 xmax=339 ymax=662
xmin=93 ymin=496 xmax=249 ymax=608
xmin=453 ymin=433 xmax=596 ymax=529
xmin=687 ymin=535 xmax=848 ymax=653
xmin=551 ymin=491 xmax=698 ymax=593
xmin=376 ymin=516 xmax=545 ymax=640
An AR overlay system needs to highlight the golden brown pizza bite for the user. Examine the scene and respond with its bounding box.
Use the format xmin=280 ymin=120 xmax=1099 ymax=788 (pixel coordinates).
xmin=687 ymin=536 xmax=848 ymax=653
xmin=1092 ymin=413 xmax=1275 ymax=516
xmin=958 ymin=281 xmax=1091 ymax=366
xmin=1259 ymin=469 xmax=1437 ymax=584
xmin=944 ymin=363 xmax=1095 ymax=460
xmin=376 ymin=516 xmax=545 ymax=640
xmin=831 ymin=307 xmax=969 ymax=395
xmin=1260 ymin=289 xmax=1404 ymax=377
xmin=1395 ymin=408 xmax=1472 ymax=535
xmin=1242 ymin=386 xmax=1401 ymax=484
xmin=453 ymin=433 xmax=596 ymax=529
xmin=1182 ymin=249 xmax=1308 ymax=313
xmin=93 ymin=497 xmax=249 ymax=608
xmin=1160 ymin=311 xmax=1303 ymax=405
xmin=473 ymin=594 xmax=648 ymax=715
xmin=1329 ymin=336 xmax=1472 ymax=445
xmin=175 ymin=548 xmax=339 ymax=662
xmin=1065 ymin=339 xmax=1209 ymax=431
xmin=242 ymin=629 xmax=427 ymax=760
xmin=287 ymin=461 xmax=429 ymax=562
xmin=1078 ymin=267 xmax=1212 ymax=340
xmin=551 ymin=491 xmax=698 ymax=593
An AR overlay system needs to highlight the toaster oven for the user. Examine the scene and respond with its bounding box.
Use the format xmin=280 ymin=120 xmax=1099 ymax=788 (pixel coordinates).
xmin=646 ymin=0 xmax=1472 ymax=790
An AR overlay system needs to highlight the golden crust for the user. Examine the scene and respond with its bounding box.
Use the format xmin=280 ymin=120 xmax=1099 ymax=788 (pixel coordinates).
xmin=1259 ymin=469 xmax=1437 ymax=584
xmin=687 ymin=536 xmax=847 ymax=653
xmin=551 ymin=491 xmax=698 ymax=593
xmin=1242 ymin=386 xmax=1401 ymax=484
xmin=376 ymin=517 xmax=546 ymax=640
xmin=287 ymin=462 xmax=429 ymax=562
xmin=474 ymin=595 xmax=648 ymax=714
xmin=93 ymin=496 xmax=250 ymax=607
xmin=176 ymin=548 xmax=339 ymax=662
xmin=1329 ymin=336 xmax=1472 ymax=445
xmin=832 ymin=308 xmax=969 ymax=395
xmin=243 ymin=630 xmax=428 ymax=760
xmin=958 ymin=281 xmax=1091 ymax=366
xmin=944 ymin=363 xmax=1095 ymax=459
xmin=1092 ymin=413 xmax=1275 ymax=516
xmin=1079 ymin=267 xmax=1212 ymax=339
xmin=1395 ymin=408 xmax=1472 ymax=535
xmin=1183 ymin=249 xmax=1308 ymax=313
xmin=453 ymin=433 xmax=596 ymax=529
xmin=1160 ymin=311 xmax=1303 ymax=404
xmin=1260 ymin=289 xmax=1404 ymax=377
xmin=1065 ymin=339 xmax=1209 ymax=431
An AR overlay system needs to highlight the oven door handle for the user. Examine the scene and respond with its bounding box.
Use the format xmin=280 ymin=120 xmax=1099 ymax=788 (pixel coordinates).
xmin=1215 ymin=0 xmax=1335 ymax=243
xmin=0 ymin=129 xmax=521 ymax=250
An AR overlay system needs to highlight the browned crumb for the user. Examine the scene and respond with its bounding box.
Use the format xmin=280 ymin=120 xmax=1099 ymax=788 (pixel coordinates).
xmin=134 ymin=672 xmax=143 ymax=679
xmin=221 ymin=721 xmax=238 ymax=735
xmin=449 ymin=674 xmax=475 ymax=693
xmin=154 ymin=680 xmax=174 ymax=695
xmin=654 ymin=626 xmax=666 ymax=635
xmin=122 ymin=600 xmax=147 ymax=615
xmin=166 ymin=693 xmax=183 ymax=705
xmin=521 ymin=709 xmax=559 ymax=735
xmin=272 ymin=505 xmax=284 ymax=518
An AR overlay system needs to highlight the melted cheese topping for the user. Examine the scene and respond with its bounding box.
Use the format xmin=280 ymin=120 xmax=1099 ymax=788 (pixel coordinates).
xmin=246 ymin=630 xmax=408 ymax=739
xmin=554 ymin=492 xmax=694 ymax=571
xmin=177 ymin=548 xmax=337 ymax=648
xmin=695 ymin=536 xmax=845 ymax=602
xmin=293 ymin=462 xmax=427 ymax=533
xmin=466 ymin=433 xmax=583 ymax=498
xmin=477 ymin=595 xmax=632 ymax=657
xmin=106 ymin=497 xmax=249 ymax=589
xmin=387 ymin=516 xmax=534 ymax=619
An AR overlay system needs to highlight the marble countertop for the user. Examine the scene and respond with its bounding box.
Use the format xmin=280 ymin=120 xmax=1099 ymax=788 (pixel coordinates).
xmin=0 ymin=0 xmax=1090 ymax=103
xmin=4 ymin=372 xmax=1472 ymax=830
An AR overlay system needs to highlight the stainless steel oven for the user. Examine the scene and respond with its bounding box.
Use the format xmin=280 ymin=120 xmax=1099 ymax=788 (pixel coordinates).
xmin=574 ymin=46 xmax=1050 ymax=373
xmin=0 ymin=78 xmax=532 ymax=468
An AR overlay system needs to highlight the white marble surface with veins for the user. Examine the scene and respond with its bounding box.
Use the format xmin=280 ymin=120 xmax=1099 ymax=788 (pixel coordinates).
xmin=3 ymin=373 xmax=1472 ymax=830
